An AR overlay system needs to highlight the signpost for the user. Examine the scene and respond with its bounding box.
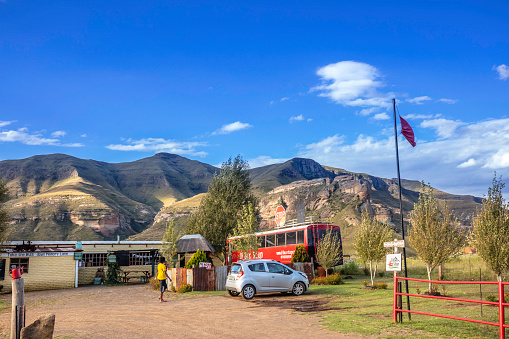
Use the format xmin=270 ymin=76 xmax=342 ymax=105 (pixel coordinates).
xmin=73 ymin=252 xmax=83 ymax=260
xmin=275 ymin=205 xmax=286 ymax=228
xmin=386 ymin=254 xmax=402 ymax=271
xmin=384 ymin=240 xmax=405 ymax=249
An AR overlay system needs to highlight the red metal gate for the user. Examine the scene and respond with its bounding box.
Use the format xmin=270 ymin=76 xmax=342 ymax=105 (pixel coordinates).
xmin=393 ymin=273 xmax=508 ymax=338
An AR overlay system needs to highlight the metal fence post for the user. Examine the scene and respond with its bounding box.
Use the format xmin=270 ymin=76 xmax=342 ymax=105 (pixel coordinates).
xmin=393 ymin=271 xmax=398 ymax=322
xmin=499 ymin=281 xmax=505 ymax=339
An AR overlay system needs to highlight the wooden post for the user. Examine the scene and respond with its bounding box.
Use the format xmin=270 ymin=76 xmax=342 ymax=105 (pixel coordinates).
xmin=10 ymin=278 xmax=25 ymax=339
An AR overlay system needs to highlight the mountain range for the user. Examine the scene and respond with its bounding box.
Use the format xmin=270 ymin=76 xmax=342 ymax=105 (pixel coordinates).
xmin=0 ymin=153 xmax=482 ymax=252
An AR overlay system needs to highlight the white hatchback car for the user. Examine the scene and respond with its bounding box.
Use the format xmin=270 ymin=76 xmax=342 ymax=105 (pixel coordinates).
xmin=225 ymin=259 xmax=309 ymax=300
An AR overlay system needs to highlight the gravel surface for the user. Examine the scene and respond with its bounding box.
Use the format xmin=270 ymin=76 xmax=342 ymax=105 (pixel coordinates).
xmin=0 ymin=284 xmax=362 ymax=338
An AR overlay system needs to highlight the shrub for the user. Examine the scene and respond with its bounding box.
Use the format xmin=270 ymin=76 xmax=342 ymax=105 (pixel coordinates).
xmin=312 ymin=273 xmax=343 ymax=285
xmin=486 ymin=294 xmax=497 ymax=302
xmin=291 ymin=245 xmax=310 ymax=263
xmin=373 ymin=281 xmax=388 ymax=289
xmin=149 ymin=277 xmax=160 ymax=291
xmin=186 ymin=250 xmax=207 ymax=268
xmin=177 ymin=284 xmax=192 ymax=293
xmin=362 ymin=267 xmax=370 ymax=276
xmin=340 ymin=260 xmax=360 ymax=275
xmin=362 ymin=280 xmax=369 ymax=287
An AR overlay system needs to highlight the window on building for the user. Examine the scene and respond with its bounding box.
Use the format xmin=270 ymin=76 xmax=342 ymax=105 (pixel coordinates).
xmin=82 ymin=253 xmax=107 ymax=267
xmin=266 ymin=234 xmax=275 ymax=247
xmin=297 ymin=230 xmax=304 ymax=244
xmin=10 ymin=258 xmax=29 ymax=273
xmin=129 ymin=251 xmax=152 ymax=266
xmin=286 ymin=231 xmax=296 ymax=245
xmin=276 ymin=233 xmax=285 ymax=246
xmin=0 ymin=259 xmax=5 ymax=281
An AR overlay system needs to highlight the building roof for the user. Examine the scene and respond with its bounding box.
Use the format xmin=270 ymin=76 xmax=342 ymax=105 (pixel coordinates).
xmin=176 ymin=234 xmax=215 ymax=253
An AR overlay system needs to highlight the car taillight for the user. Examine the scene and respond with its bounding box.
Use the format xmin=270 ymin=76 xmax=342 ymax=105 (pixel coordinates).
xmin=236 ymin=271 xmax=244 ymax=280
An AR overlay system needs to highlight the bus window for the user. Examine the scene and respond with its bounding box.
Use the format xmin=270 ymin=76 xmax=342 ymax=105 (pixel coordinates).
xmin=276 ymin=233 xmax=285 ymax=246
xmin=266 ymin=234 xmax=275 ymax=247
xmin=297 ymin=230 xmax=304 ymax=244
xmin=286 ymin=231 xmax=296 ymax=245
xmin=258 ymin=235 xmax=265 ymax=248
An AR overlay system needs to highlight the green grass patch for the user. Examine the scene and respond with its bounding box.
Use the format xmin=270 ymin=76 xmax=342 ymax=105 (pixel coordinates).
xmin=0 ymin=300 xmax=9 ymax=314
xmin=310 ymin=258 xmax=506 ymax=339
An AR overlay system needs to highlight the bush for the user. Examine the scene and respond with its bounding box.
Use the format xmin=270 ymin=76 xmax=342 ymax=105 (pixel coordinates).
xmin=362 ymin=280 xmax=369 ymax=287
xmin=186 ymin=250 xmax=207 ymax=268
xmin=373 ymin=281 xmax=388 ymax=289
xmin=340 ymin=260 xmax=360 ymax=275
xmin=149 ymin=277 xmax=160 ymax=291
xmin=291 ymin=245 xmax=310 ymax=263
xmin=177 ymin=284 xmax=192 ymax=293
xmin=486 ymin=294 xmax=497 ymax=302
xmin=312 ymin=273 xmax=344 ymax=285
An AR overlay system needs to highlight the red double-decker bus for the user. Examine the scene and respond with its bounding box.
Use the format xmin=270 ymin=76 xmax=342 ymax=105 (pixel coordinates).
xmin=227 ymin=218 xmax=343 ymax=266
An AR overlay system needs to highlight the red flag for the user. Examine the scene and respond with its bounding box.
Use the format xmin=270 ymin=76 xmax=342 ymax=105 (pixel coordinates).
xmin=400 ymin=116 xmax=416 ymax=147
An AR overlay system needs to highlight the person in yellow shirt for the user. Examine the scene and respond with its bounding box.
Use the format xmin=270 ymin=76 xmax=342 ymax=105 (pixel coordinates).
xmin=157 ymin=256 xmax=171 ymax=302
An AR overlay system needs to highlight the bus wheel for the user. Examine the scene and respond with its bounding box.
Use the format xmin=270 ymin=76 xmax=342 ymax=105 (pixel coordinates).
xmin=292 ymin=282 xmax=305 ymax=296
xmin=228 ymin=290 xmax=240 ymax=297
xmin=242 ymin=284 xmax=256 ymax=300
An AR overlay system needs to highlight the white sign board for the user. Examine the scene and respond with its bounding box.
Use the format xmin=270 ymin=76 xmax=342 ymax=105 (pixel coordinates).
xmin=199 ymin=262 xmax=212 ymax=269
xmin=383 ymin=240 xmax=405 ymax=248
xmin=386 ymin=253 xmax=402 ymax=271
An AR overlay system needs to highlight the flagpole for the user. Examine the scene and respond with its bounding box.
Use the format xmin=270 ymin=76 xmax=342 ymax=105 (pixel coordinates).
xmin=392 ymin=98 xmax=411 ymax=320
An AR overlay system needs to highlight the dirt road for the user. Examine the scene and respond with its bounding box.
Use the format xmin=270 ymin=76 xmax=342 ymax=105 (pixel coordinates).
xmin=0 ymin=284 xmax=359 ymax=338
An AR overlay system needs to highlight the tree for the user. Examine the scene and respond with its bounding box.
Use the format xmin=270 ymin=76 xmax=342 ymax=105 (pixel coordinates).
xmin=315 ymin=229 xmax=343 ymax=277
xmin=161 ymin=220 xmax=182 ymax=268
xmin=187 ymin=155 xmax=258 ymax=263
xmin=231 ymin=202 xmax=259 ymax=260
xmin=291 ymin=245 xmax=310 ymax=263
xmin=0 ymin=180 xmax=10 ymax=243
xmin=185 ymin=249 xmax=207 ymax=268
xmin=408 ymin=183 xmax=465 ymax=292
xmin=471 ymin=174 xmax=509 ymax=282
xmin=354 ymin=212 xmax=393 ymax=286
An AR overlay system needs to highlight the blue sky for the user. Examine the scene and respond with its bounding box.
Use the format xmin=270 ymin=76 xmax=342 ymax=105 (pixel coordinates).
xmin=1 ymin=1 xmax=508 ymax=197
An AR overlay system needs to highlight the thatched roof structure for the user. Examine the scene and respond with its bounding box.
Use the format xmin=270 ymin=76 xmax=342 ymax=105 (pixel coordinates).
xmin=176 ymin=234 xmax=215 ymax=254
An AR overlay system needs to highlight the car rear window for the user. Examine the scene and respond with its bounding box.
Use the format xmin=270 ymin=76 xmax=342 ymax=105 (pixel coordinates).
xmin=231 ymin=264 xmax=243 ymax=274
xmin=248 ymin=263 xmax=266 ymax=272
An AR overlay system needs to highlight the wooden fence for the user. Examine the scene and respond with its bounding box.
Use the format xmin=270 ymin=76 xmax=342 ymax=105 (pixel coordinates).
xmin=169 ymin=266 xmax=227 ymax=291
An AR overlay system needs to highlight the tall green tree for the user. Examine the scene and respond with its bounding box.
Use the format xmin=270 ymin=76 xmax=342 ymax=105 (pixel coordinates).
xmin=187 ymin=155 xmax=258 ymax=263
xmin=315 ymin=229 xmax=343 ymax=277
xmin=408 ymin=183 xmax=466 ymax=292
xmin=231 ymin=202 xmax=259 ymax=260
xmin=354 ymin=212 xmax=393 ymax=286
xmin=0 ymin=180 xmax=10 ymax=243
xmin=471 ymin=174 xmax=509 ymax=282
xmin=161 ymin=219 xmax=182 ymax=267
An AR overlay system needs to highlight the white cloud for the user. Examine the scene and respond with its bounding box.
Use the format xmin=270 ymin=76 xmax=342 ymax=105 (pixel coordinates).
xmin=281 ymin=97 xmax=289 ymax=102
xmin=311 ymin=61 xmax=392 ymax=109
xmin=51 ymin=130 xmax=66 ymax=138
xmin=297 ymin=118 xmax=509 ymax=197
xmin=270 ymin=100 xmax=275 ymax=105
xmin=212 ymin=121 xmax=253 ymax=135
xmin=373 ymin=113 xmax=390 ymax=120
xmin=106 ymin=138 xmax=208 ymax=157
xmin=494 ymin=64 xmax=509 ymax=80
xmin=248 ymin=155 xmax=289 ymax=168
xmin=404 ymin=113 xmax=442 ymax=120
xmin=290 ymin=115 xmax=304 ymax=122
xmin=457 ymin=158 xmax=477 ymax=168
xmin=406 ymin=96 xmax=432 ymax=105
xmin=0 ymin=121 xmax=16 ymax=128
xmin=438 ymin=98 xmax=458 ymax=104
xmin=0 ymin=128 xmax=83 ymax=147
xmin=420 ymin=118 xmax=464 ymax=138
xmin=81 ymin=134 xmax=87 ymax=138
xmin=358 ymin=107 xmax=379 ymax=116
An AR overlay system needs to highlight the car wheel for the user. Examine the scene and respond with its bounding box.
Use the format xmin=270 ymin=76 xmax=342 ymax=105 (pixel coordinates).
xmin=292 ymin=282 xmax=305 ymax=296
xmin=228 ymin=290 xmax=240 ymax=297
xmin=242 ymin=284 xmax=256 ymax=300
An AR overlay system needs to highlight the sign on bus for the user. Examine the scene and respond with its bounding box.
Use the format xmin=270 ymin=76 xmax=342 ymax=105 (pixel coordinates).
xmin=275 ymin=205 xmax=286 ymax=227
